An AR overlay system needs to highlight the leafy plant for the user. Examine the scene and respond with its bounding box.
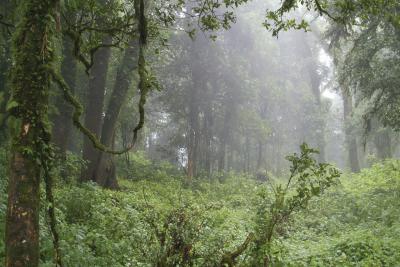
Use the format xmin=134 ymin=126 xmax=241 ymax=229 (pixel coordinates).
xmin=251 ymin=143 xmax=341 ymax=266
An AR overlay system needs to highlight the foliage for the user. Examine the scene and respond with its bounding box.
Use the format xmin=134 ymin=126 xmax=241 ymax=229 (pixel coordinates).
xmin=54 ymin=151 xmax=87 ymax=184
xmin=0 ymin=151 xmax=399 ymax=266
xmin=250 ymin=143 xmax=340 ymax=265
xmin=283 ymin=159 xmax=400 ymax=266
xmin=117 ymin=150 xmax=183 ymax=181
xmin=0 ymin=147 xmax=6 ymax=261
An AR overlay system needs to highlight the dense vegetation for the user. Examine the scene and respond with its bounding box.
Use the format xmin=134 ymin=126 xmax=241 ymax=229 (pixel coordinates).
xmin=1 ymin=148 xmax=400 ymax=266
xmin=0 ymin=0 xmax=399 ymax=266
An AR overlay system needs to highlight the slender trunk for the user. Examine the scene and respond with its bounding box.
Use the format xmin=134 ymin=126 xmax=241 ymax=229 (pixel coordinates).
xmin=219 ymin=88 xmax=238 ymax=173
xmin=218 ymin=138 xmax=226 ymax=172
xmin=374 ymin=128 xmax=392 ymax=159
xmin=204 ymin=103 xmax=213 ymax=177
xmin=309 ymin=61 xmax=326 ymax=162
xmin=245 ymin=136 xmax=251 ymax=173
xmin=218 ymin=105 xmax=232 ymax=172
xmin=187 ymin=99 xmax=199 ymax=181
xmin=299 ymin=33 xmax=326 ymax=162
xmin=342 ymin=89 xmax=360 ymax=172
xmin=94 ymin=39 xmax=139 ymax=188
xmin=80 ymin=37 xmax=111 ymax=183
xmin=186 ymin=56 xmax=203 ymax=181
xmin=52 ymin=34 xmax=77 ymax=156
xmin=6 ymin=1 xmax=57 ymax=266
xmin=256 ymin=141 xmax=263 ymax=170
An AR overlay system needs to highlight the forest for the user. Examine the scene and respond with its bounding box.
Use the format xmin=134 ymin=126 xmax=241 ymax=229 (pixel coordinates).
xmin=0 ymin=0 xmax=399 ymax=266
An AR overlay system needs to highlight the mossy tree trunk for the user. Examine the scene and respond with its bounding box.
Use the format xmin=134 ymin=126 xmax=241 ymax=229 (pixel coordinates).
xmin=5 ymin=0 xmax=57 ymax=266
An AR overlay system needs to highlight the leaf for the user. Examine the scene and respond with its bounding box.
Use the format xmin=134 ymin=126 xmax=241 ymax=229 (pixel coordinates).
xmin=6 ymin=100 xmax=19 ymax=111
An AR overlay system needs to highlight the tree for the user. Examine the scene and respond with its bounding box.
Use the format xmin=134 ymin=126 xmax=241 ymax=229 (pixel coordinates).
xmin=93 ymin=38 xmax=139 ymax=188
xmin=5 ymin=1 xmax=58 ymax=265
xmin=342 ymin=88 xmax=360 ymax=172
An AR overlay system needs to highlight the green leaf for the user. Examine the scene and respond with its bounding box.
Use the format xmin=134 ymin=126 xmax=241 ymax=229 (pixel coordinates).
xmin=6 ymin=100 xmax=19 ymax=111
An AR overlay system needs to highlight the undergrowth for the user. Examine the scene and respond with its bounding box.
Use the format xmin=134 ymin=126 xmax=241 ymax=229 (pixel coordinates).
xmin=0 ymin=147 xmax=399 ymax=266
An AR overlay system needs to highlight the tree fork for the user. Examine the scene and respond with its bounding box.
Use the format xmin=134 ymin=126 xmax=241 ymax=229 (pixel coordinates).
xmin=49 ymin=0 xmax=149 ymax=157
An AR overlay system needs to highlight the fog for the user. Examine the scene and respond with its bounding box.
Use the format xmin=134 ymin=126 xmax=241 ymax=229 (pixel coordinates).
xmin=131 ymin=0 xmax=397 ymax=178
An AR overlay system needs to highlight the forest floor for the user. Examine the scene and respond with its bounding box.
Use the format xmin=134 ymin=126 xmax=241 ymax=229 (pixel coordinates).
xmin=1 ymin=153 xmax=400 ymax=266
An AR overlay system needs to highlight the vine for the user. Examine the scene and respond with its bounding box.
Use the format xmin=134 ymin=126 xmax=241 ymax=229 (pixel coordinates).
xmin=49 ymin=0 xmax=149 ymax=155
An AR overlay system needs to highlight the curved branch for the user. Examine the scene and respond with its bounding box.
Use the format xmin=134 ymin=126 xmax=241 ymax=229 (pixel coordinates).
xmin=48 ymin=65 xmax=147 ymax=155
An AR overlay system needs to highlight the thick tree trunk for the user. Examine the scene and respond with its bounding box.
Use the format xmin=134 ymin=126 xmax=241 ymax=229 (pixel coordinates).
xmin=5 ymin=1 xmax=57 ymax=266
xmin=52 ymin=34 xmax=77 ymax=156
xmin=94 ymin=39 xmax=139 ymax=188
xmin=342 ymin=89 xmax=360 ymax=172
xmin=80 ymin=37 xmax=111 ymax=183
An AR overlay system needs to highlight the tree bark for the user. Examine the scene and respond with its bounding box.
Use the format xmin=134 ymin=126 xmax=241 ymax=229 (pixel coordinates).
xmin=6 ymin=0 xmax=57 ymax=266
xmin=342 ymin=89 xmax=360 ymax=172
xmin=80 ymin=37 xmax=111 ymax=183
xmin=94 ymin=39 xmax=139 ymax=188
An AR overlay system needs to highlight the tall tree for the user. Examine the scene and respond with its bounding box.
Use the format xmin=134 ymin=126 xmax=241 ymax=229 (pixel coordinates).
xmin=93 ymin=39 xmax=139 ymax=188
xmin=5 ymin=0 xmax=58 ymax=265
xmin=80 ymin=37 xmax=112 ymax=183
xmin=342 ymin=89 xmax=360 ymax=172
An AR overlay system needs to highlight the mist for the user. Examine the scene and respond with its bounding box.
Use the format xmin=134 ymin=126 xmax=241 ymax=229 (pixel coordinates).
xmin=1 ymin=0 xmax=400 ymax=265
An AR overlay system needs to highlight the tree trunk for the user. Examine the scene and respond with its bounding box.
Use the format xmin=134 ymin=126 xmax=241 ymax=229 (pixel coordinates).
xmin=187 ymin=96 xmax=199 ymax=181
xmin=203 ymin=101 xmax=213 ymax=178
xmin=298 ymin=33 xmax=326 ymax=162
xmin=374 ymin=128 xmax=392 ymax=159
xmin=308 ymin=56 xmax=326 ymax=163
xmin=342 ymin=89 xmax=360 ymax=172
xmin=94 ymin=39 xmax=139 ymax=188
xmin=80 ymin=37 xmax=111 ymax=183
xmin=52 ymin=33 xmax=77 ymax=156
xmin=6 ymin=1 xmax=57 ymax=266
xmin=256 ymin=141 xmax=264 ymax=171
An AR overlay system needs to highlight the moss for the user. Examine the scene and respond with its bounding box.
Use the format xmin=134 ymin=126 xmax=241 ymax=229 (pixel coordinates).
xmin=5 ymin=1 xmax=60 ymax=266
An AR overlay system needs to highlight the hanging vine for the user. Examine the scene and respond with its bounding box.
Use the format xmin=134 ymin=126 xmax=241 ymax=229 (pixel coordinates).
xmin=49 ymin=0 xmax=150 ymax=155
